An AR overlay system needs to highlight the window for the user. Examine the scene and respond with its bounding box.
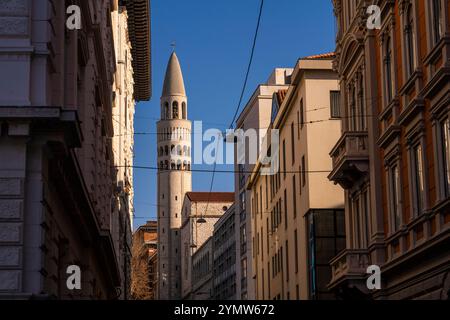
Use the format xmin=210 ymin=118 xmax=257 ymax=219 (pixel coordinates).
xmin=291 ymin=122 xmax=295 ymax=164
xmin=330 ymin=91 xmax=341 ymax=118
xmin=260 ymin=228 xmax=263 ymax=259
xmin=307 ymin=210 xmax=346 ymax=299
xmin=412 ymin=144 xmax=425 ymax=216
xmin=285 ymin=240 xmax=289 ymax=282
xmin=265 ymin=176 xmax=268 ymax=209
xmin=172 ymin=101 xmax=179 ymax=119
xmin=293 ymin=175 xmax=297 ymax=219
xmin=182 ymin=102 xmax=186 ymax=119
xmin=300 ymin=99 xmax=304 ymax=128
xmin=362 ymin=191 xmax=370 ymax=244
xmin=240 ymin=225 xmax=247 ymax=254
xmin=301 ymin=156 xmax=306 ymax=187
xmin=349 ymin=85 xmax=357 ymax=130
xmin=353 ymin=197 xmax=361 ymax=247
xmin=441 ymin=119 xmax=450 ymax=197
xmin=241 ymin=258 xmax=248 ymax=282
xmin=358 ymin=74 xmax=366 ymax=130
xmin=384 ymin=36 xmax=394 ymax=104
xmin=431 ymin=0 xmax=443 ymax=46
xmin=294 ymin=229 xmax=299 ymax=273
xmin=404 ymin=6 xmax=416 ymax=78
xmin=282 ymin=140 xmax=286 ymax=179
xmin=284 ymin=189 xmax=288 ymax=230
xmin=389 ymin=165 xmax=401 ymax=232
xmin=299 ymin=166 xmax=302 ymax=195
xmin=164 ymin=102 xmax=169 ymax=119
xmin=297 ymin=111 xmax=300 ymax=138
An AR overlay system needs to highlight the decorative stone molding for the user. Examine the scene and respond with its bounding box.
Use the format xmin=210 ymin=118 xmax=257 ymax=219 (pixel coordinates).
xmin=0 ymin=0 xmax=28 ymax=16
xmin=0 ymin=223 xmax=22 ymax=243
xmin=0 ymin=179 xmax=22 ymax=197
xmin=0 ymin=270 xmax=21 ymax=291
xmin=0 ymin=200 xmax=23 ymax=220
xmin=0 ymin=17 xmax=28 ymax=36
xmin=0 ymin=246 xmax=21 ymax=267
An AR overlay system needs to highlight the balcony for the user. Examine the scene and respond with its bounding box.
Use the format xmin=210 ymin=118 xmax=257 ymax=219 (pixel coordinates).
xmin=328 ymin=249 xmax=370 ymax=292
xmin=328 ymin=131 xmax=369 ymax=189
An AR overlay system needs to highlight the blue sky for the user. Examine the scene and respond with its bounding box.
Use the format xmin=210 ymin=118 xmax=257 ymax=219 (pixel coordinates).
xmin=132 ymin=0 xmax=336 ymax=228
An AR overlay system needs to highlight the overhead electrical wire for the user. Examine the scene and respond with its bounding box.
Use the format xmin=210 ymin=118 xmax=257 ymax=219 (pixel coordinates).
xmin=196 ymin=0 xmax=264 ymax=219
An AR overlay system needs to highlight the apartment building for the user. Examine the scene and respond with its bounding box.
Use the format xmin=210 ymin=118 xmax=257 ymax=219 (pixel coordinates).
xmin=247 ymin=54 xmax=345 ymax=300
xmin=180 ymin=192 xmax=234 ymax=299
xmin=191 ymin=237 xmax=213 ymax=300
xmin=234 ymin=68 xmax=293 ymax=300
xmin=212 ymin=204 xmax=237 ymax=300
xmin=328 ymin=0 xmax=450 ymax=299
xmin=131 ymin=221 xmax=157 ymax=300
xmin=0 ymin=0 xmax=150 ymax=299
xmin=111 ymin=1 xmax=151 ymax=299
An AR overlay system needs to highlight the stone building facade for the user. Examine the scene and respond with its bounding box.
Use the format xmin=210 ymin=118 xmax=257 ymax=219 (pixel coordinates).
xmin=180 ymin=192 xmax=234 ymax=300
xmin=191 ymin=237 xmax=213 ymax=300
xmin=0 ymin=0 xmax=150 ymax=299
xmin=247 ymin=54 xmax=345 ymax=300
xmin=212 ymin=204 xmax=237 ymax=300
xmin=328 ymin=0 xmax=450 ymax=299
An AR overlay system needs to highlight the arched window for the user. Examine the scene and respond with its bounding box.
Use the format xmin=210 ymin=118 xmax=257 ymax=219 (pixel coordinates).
xmin=173 ymin=101 xmax=179 ymax=119
xmin=160 ymin=161 xmax=164 ymax=169
xmin=164 ymin=102 xmax=170 ymax=119
xmin=183 ymin=161 xmax=187 ymax=170
xmin=171 ymin=162 xmax=176 ymax=170
xmin=165 ymin=145 xmax=169 ymax=156
xmin=159 ymin=147 xmax=164 ymax=156
xmin=164 ymin=160 xmax=169 ymax=170
xmin=404 ymin=6 xmax=416 ymax=78
xmin=182 ymin=102 xmax=187 ymax=119
xmin=187 ymin=162 xmax=191 ymax=171
xmin=177 ymin=145 xmax=182 ymax=156
xmin=177 ymin=161 xmax=182 ymax=171
xmin=431 ymin=0 xmax=443 ymax=45
xmin=358 ymin=73 xmax=366 ymax=130
xmin=183 ymin=146 xmax=187 ymax=156
xmin=171 ymin=145 xmax=175 ymax=156
xmin=384 ymin=36 xmax=393 ymax=104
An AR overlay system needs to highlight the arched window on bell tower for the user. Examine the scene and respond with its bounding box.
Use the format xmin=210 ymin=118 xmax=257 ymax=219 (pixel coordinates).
xmin=164 ymin=102 xmax=170 ymax=119
xmin=182 ymin=102 xmax=186 ymax=119
xmin=173 ymin=101 xmax=179 ymax=119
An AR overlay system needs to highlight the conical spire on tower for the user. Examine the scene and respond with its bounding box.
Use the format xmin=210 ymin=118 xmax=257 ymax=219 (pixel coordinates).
xmin=162 ymin=52 xmax=186 ymax=97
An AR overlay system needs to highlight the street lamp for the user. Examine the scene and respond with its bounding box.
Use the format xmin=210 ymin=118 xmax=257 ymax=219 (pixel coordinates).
xmin=196 ymin=217 xmax=207 ymax=224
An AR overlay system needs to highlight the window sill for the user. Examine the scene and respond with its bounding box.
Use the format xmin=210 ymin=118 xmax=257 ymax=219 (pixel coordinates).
xmin=423 ymin=35 xmax=450 ymax=66
xmin=399 ymin=69 xmax=423 ymax=97
xmin=379 ymin=97 xmax=399 ymax=122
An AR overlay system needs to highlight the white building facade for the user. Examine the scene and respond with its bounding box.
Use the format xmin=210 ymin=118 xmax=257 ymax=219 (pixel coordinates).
xmin=234 ymin=69 xmax=292 ymax=299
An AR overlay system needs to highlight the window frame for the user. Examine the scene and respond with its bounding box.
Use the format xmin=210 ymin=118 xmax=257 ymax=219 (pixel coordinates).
xmin=330 ymin=90 xmax=341 ymax=119
xmin=407 ymin=129 xmax=428 ymax=218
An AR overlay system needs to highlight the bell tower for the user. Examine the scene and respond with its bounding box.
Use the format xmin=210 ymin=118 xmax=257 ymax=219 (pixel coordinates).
xmin=157 ymin=52 xmax=192 ymax=300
